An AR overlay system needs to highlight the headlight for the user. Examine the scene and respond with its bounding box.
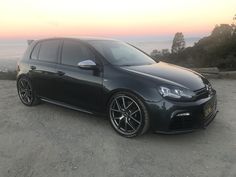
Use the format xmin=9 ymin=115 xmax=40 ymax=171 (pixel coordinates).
xmin=159 ymin=86 xmax=195 ymax=101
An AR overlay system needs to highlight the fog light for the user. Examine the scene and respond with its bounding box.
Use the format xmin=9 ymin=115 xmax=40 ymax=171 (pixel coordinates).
xmin=176 ymin=112 xmax=190 ymax=117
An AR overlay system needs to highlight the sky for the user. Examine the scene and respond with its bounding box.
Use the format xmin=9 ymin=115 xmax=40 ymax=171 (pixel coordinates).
xmin=0 ymin=0 xmax=235 ymax=40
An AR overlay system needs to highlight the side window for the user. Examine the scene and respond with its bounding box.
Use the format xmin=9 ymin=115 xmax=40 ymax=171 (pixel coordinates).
xmin=31 ymin=43 xmax=40 ymax=60
xmin=38 ymin=40 xmax=60 ymax=63
xmin=61 ymin=40 xmax=95 ymax=66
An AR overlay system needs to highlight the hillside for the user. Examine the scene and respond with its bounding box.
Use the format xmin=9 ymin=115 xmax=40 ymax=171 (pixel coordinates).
xmin=162 ymin=24 xmax=236 ymax=71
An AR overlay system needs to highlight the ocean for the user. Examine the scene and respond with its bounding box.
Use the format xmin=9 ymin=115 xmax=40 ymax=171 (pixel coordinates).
xmin=0 ymin=38 xmax=199 ymax=71
xmin=0 ymin=41 xmax=27 ymax=71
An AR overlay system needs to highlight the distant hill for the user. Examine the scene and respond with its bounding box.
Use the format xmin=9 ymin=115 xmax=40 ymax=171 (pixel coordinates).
xmin=131 ymin=37 xmax=201 ymax=54
xmin=161 ymin=24 xmax=236 ymax=71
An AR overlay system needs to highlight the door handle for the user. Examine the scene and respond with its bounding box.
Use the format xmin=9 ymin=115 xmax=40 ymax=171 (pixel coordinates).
xmin=30 ymin=65 xmax=36 ymax=70
xmin=57 ymin=71 xmax=65 ymax=76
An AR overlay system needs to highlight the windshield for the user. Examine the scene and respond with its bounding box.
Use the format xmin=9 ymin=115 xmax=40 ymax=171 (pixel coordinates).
xmin=88 ymin=40 xmax=156 ymax=66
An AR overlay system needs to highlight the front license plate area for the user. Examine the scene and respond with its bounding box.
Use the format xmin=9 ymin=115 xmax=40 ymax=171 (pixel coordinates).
xmin=204 ymin=97 xmax=216 ymax=117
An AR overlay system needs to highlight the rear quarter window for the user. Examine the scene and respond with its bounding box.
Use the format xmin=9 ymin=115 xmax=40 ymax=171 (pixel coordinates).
xmin=30 ymin=43 xmax=41 ymax=60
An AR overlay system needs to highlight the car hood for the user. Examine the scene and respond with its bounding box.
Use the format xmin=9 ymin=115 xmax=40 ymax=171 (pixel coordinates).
xmin=121 ymin=62 xmax=207 ymax=90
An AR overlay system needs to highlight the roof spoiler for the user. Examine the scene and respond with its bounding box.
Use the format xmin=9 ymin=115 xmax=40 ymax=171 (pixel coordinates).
xmin=27 ymin=40 xmax=34 ymax=45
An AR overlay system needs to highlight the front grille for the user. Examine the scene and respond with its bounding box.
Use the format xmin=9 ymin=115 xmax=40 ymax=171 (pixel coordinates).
xmin=194 ymin=87 xmax=209 ymax=100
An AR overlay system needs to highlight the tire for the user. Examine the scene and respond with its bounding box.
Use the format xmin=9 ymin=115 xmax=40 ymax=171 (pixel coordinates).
xmin=108 ymin=92 xmax=150 ymax=138
xmin=17 ymin=76 xmax=40 ymax=106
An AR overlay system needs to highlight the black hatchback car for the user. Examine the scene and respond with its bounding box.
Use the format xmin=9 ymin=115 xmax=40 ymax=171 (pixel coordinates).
xmin=17 ymin=37 xmax=217 ymax=137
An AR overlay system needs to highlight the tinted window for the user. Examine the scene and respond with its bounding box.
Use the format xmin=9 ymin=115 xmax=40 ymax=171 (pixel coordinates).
xmin=31 ymin=43 xmax=40 ymax=60
xmin=38 ymin=40 xmax=60 ymax=63
xmin=62 ymin=40 xmax=94 ymax=66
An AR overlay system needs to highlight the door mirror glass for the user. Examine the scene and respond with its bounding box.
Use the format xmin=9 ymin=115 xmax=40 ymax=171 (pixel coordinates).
xmin=78 ymin=60 xmax=97 ymax=70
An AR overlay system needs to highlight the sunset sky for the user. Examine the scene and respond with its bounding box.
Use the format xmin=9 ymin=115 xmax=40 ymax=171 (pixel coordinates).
xmin=0 ymin=0 xmax=235 ymax=40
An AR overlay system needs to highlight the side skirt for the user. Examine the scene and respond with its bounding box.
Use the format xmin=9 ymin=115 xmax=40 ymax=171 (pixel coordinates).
xmin=40 ymin=97 xmax=94 ymax=115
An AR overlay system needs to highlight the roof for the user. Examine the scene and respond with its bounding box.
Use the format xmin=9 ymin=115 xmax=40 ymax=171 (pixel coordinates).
xmin=34 ymin=36 xmax=119 ymax=43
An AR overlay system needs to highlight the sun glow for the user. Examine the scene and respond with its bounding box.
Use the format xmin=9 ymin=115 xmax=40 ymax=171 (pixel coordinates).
xmin=0 ymin=0 xmax=235 ymax=39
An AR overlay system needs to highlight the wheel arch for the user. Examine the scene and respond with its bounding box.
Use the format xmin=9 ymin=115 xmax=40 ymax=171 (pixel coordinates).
xmin=16 ymin=73 xmax=29 ymax=84
xmin=17 ymin=73 xmax=27 ymax=79
xmin=105 ymin=88 xmax=147 ymax=111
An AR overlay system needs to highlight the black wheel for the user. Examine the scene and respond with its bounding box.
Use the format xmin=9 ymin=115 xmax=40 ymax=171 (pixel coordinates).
xmin=17 ymin=76 xmax=40 ymax=106
xmin=108 ymin=92 xmax=150 ymax=137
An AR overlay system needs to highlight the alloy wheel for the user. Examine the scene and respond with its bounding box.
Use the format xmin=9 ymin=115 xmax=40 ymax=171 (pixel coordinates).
xmin=109 ymin=95 xmax=143 ymax=135
xmin=18 ymin=78 xmax=33 ymax=105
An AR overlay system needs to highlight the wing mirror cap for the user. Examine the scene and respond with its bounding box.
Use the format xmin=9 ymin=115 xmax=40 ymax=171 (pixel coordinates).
xmin=78 ymin=60 xmax=97 ymax=70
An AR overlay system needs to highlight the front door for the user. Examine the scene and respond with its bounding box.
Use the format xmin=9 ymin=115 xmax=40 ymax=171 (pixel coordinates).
xmin=55 ymin=39 xmax=103 ymax=112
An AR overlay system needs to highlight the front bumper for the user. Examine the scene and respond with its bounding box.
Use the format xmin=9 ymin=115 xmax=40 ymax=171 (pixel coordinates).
xmin=146 ymin=91 xmax=218 ymax=134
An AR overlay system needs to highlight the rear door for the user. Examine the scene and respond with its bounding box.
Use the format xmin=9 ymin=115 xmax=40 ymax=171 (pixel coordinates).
xmin=28 ymin=39 xmax=61 ymax=100
xmin=55 ymin=39 xmax=103 ymax=112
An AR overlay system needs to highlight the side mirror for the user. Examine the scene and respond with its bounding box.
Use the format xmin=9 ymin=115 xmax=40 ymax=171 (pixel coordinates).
xmin=78 ymin=60 xmax=97 ymax=70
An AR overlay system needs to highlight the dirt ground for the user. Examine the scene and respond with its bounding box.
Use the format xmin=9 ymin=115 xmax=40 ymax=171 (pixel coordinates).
xmin=0 ymin=79 xmax=236 ymax=177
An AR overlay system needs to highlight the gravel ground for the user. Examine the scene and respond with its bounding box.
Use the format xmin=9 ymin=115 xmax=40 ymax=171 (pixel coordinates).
xmin=0 ymin=79 xmax=236 ymax=177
